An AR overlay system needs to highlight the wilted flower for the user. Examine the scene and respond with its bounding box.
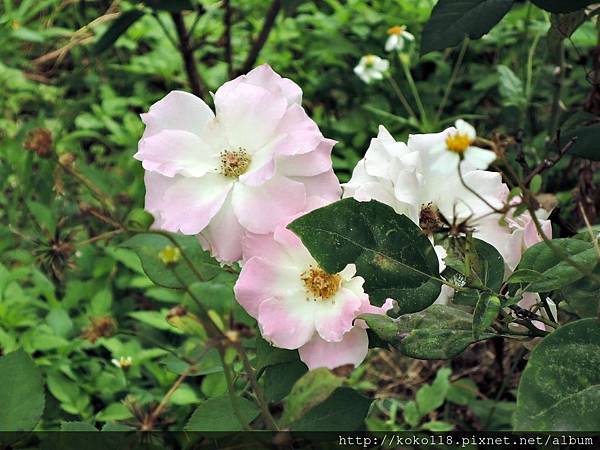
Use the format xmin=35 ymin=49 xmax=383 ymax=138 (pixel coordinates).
xmin=354 ymin=55 xmax=389 ymax=84
xmin=24 ymin=128 xmax=53 ymax=158
xmin=385 ymin=25 xmax=415 ymax=52
xmin=235 ymin=223 xmax=393 ymax=370
xmin=111 ymin=356 xmax=133 ymax=369
xmin=427 ymin=120 xmax=496 ymax=172
xmin=135 ymin=64 xmax=340 ymax=263
xmin=81 ymin=316 xmax=116 ymax=343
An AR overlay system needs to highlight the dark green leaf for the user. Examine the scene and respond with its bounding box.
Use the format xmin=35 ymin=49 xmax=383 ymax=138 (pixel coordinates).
xmin=420 ymin=0 xmax=514 ymax=55
xmin=562 ymin=123 xmax=600 ymax=161
xmin=561 ymin=267 xmax=600 ymax=318
xmin=185 ymin=396 xmax=259 ymax=431
xmin=289 ymin=199 xmax=441 ymax=313
xmin=121 ymin=232 xmax=221 ymax=289
xmin=467 ymin=239 xmax=505 ymax=291
xmin=531 ymin=0 xmax=595 ymax=13
xmin=517 ymin=238 xmax=598 ymax=292
xmin=514 ymin=319 xmax=600 ymax=431
xmin=94 ymin=10 xmax=145 ymax=54
xmin=60 ymin=421 xmax=98 ymax=431
xmin=361 ymin=305 xmax=494 ymax=359
xmin=254 ymin=336 xmax=299 ymax=374
xmin=0 ymin=350 xmax=45 ymax=431
xmin=472 ymin=294 xmax=501 ymax=339
xmin=263 ymin=361 xmax=308 ymax=402
xmin=291 ymin=387 xmax=371 ymax=431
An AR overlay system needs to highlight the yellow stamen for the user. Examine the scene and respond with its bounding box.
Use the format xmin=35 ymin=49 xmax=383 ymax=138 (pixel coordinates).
xmin=301 ymin=266 xmax=341 ymax=300
xmin=220 ymin=148 xmax=251 ymax=178
xmin=445 ymin=132 xmax=472 ymax=154
xmin=387 ymin=25 xmax=405 ymax=36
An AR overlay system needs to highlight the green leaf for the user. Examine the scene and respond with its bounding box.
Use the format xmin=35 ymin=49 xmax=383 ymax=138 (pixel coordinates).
xmin=561 ymin=267 xmax=600 ymax=318
xmin=416 ymin=367 xmax=451 ymax=415
xmin=282 ymin=368 xmax=342 ymax=425
xmin=420 ymin=0 xmax=514 ymax=55
xmin=94 ymin=10 xmax=145 ymax=54
xmin=95 ymin=403 xmax=133 ymax=422
xmin=514 ymin=319 xmax=600 ymax=431
xmin=472 ymin=294 xmax=501 ymax=339
xmin=531 ymin=0 xmax=595 ymax=13
xmin=361 ymin=305 xmax=495 ymax=359
xmin=422 ymin=420 xmax=454 ymax=431
xmin=529 ymin=174 xmax=542 ymax=194
xmin=562 ymin=123 xmax=600 ymax=161
xmin=517 ymin=238 xmax=598 ymax=292
xmin=129 ymin=309 xmax=182 ymax=333
xmin=254 ymin=336 xmax=299 ymax=374
xmin=507 ymin=268 xmax=548 ymax=284
xmin=288 ymin=199 xmax=441 ymax=313
xmin=291 ymin=387 xmax=371 ymax=431
xmin=122 ymin=232 xmax=221 ymax=289
xmin=0 ymin=350 xmax=44 ymax=431
xmin=402 ymin=400 xmax=421 ymax=427
xmin=447 ymin=378 xmax=478 ymax=405
xmin=263 ymin=360 xmax=308 ymax=402
xmin=497 ymin=65 xmax=526 ymax=109
xmin=27 ymin=200 xmax=56 ymax=235
xmin=185 ymin=396 xmax=259 ymax=431
xmin=466 ymin=239 xmax=505 ymax=290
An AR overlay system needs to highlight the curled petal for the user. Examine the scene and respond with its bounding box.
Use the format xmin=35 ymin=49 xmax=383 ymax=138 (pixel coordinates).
xmin=298 ymin=327 xmax=369 ymax=370
xmin=140 ymin=90 xmax=214 ymax=138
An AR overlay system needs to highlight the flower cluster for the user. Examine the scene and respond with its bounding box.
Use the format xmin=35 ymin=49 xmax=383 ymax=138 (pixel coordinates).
xmin=136 ymin=65 xmax=552 ymax=370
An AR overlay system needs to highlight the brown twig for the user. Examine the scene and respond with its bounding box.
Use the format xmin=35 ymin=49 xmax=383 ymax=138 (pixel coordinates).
xmin=238 ymin=0 xmax=282 ymax=75
xmin=171 ymin=12 xmax=207 ymax=98
xmin=523 ymin=137 xmax=576 ymax=186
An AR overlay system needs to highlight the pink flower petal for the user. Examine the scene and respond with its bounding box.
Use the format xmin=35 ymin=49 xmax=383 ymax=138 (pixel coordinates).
xmin=234 ymin=256 xmax=300 ymax=317
xmin=214 ymin=82 xmax=288 ymax=152
xmin=313 ymin=288 xmax=364 ymax=342
xmin=140 ymin=90 xmax=214 ymax=139
xmin=298 ymin=327 xmax=369 ymax=370
xmin=291 ymin=170 xmax=341 ymax=203
xmin=277 ymin=139 xmax=335 ymax=177
xmin=144 ymin=172 xmax=233 ymax=235
xmin=197 ymin=192 xmax=245 ymax=263
xmin=243 ymin=64 xmax=303 ymax=105
xmin=135 ymin=129 xmax=218 ymax=177
xmin=232 ymin=175 xmax=306 ymax=234
xmin=272 ymin=104 xmax=325 ymax=156
xmin=258 ymin=296 xmax=315 ymax=349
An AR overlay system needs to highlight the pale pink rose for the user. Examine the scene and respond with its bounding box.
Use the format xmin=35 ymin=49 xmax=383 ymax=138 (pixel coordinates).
xmin=474 ymin=197 xmax=552 ymax=272
xmin=235 ymin=223 xmax=393 ymax=369
xmin=135 ymin=64 xmax=341 ymax=263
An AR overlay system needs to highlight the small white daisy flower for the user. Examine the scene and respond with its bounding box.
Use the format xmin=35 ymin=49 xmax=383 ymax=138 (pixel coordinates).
xmin=429 ymin=119 xmax=496 ymax=172
xmin=354 ymin=55 xmax=389 ymax=84
xmin=385 ymin=25 xmax=415 ymax=52
xmin=111 ymin=356 xmax=133 ymax=369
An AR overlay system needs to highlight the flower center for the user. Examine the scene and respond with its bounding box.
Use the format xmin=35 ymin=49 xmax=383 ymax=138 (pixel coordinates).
xmin=445 ymin=132 xmax=472 ymax=154
xmin=301 ymin=266 xmax=341 ymax=300
xmin=364 ymin=54 xmax=377 ymax=68
xmin=387 ymin=25 xmax=405 ymax=36
xmin=220 ymin=148 xmax=251 ymax=178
